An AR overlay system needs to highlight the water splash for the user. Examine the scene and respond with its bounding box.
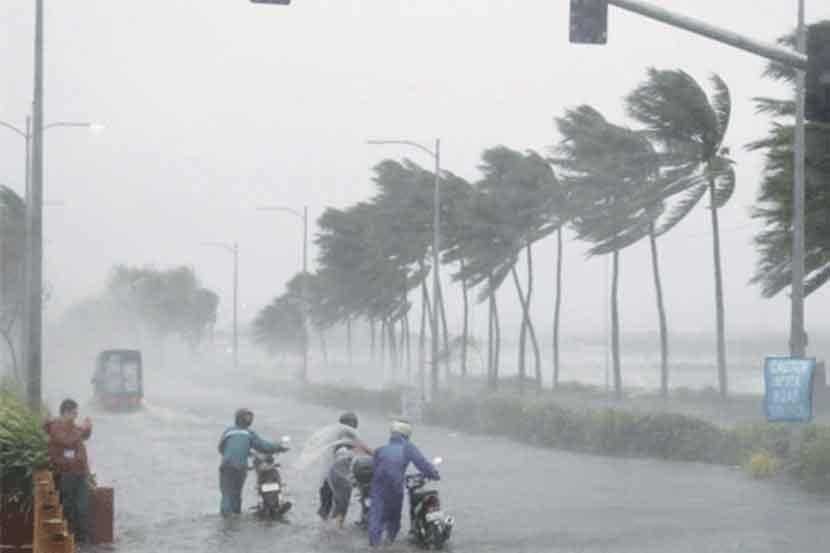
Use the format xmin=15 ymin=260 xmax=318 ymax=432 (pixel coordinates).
xmin=293 ymin=423 xmax=359 ymax=474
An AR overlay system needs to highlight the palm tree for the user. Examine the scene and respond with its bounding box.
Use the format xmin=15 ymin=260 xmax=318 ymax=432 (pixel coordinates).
xmin=626 ymin=68 xmax=735 ymax=398
xmin=555 ymin=105 xmax=663 ymax=399
xmin=748 ymin=26 xmax=830 ymax=299
xmin=476 ymin=147 xmax=561 ymax=393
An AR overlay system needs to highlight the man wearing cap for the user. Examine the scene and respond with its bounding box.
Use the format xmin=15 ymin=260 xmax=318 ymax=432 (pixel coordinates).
xmin=217 ymin=408 xmax=284 ymax=516
xmin=368 ymin=418 xmax=439 ymax=547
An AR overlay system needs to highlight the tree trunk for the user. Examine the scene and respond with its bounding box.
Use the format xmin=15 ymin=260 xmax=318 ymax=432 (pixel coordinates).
xmin=526 ymin=243 xmax=542 ymax=389
xmin=436 ymin=278 xmax=451 ymax=379
xmin=649 ymin=226 xmax=669 ymax=399
xmin=553 ymin=227 xmax=563 ymax=389
xmin=494 ymin=288 xmax=501 ymax=386
xmin=511 ymin=266 xmax=528 ymax=396
xmin=487 ymin=276 xmax=494 ymax=390
xmin=611 ymin=250 xmax=622 ymax=400
xmin=370 ymin=318 xmax=376 ymax=364
xmin=419 ymin=279 xmax=428 ymax=388
xmin=709 ymin=181 xmax=728 ymax=398
xmin=460 ymin=260 xmax=469 ymax=379
xmin=319 ymin=330 xmax=329 ymax=367
xmin=347 ymin=317 xmax=353 ymax=368
xmin=388 ymin=318 xmax=398 ymax=374
xmin=380 ymin=318 xmax=387 ymax=375
xmin=0 ymin=329 xmax=19 ymax=386
xmin=403 ymin=308 xmax=412 ymax=378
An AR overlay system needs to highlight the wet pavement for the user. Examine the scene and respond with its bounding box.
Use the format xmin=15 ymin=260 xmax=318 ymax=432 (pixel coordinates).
xmin=47 ymin=361 xmax=830 ymax=553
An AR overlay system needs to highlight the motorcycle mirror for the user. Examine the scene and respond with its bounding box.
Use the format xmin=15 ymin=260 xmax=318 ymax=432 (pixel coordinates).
xmin=433 ymin=457 xmax=444 ymax=466
xmin=280 ymin=435 xmax=292 ymax=445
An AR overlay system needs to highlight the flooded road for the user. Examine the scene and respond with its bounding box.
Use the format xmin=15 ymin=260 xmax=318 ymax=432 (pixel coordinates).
xmin=51 ymin=362 xmax=830 ymax=553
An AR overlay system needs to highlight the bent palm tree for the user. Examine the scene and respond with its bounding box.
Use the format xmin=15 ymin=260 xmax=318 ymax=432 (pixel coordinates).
xmin=626 ymin=69 xmax=736 ymax=399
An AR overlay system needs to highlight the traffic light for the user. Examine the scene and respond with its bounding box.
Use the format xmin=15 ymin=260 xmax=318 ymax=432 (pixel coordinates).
xmin=250 ymin=0 xmax=290 ymax=4
xmin=569 ymin=0 xmax=608 ymax=45
xmin=806 ymin=22 xmax=830 ymax=123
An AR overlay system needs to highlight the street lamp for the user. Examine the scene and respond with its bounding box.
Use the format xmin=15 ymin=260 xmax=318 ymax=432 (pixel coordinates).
xmin=257 ymin=205 xmax=309 ymax=382
xmin=0 ymin=115 xmax=100 ymax=406
xmin=366 ymin=138 xmax=441 ymax=399
xmin=202 ymin=242 xmax=239 ymax=369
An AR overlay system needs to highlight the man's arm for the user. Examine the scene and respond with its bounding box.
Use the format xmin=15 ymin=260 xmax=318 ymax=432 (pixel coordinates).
xmin=406 ymin=442 xmax=440 ymax=480
xmin=250 ymin=431 xmax=280 ymax=454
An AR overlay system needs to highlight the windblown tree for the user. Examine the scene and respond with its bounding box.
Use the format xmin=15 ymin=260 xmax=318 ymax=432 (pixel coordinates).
xmin=476 ymin=147 xmax=560 ymax=393
xmin=253 ymin=295 xmax=306 ymax=359
xmin=748 ymin=25 xmax=830 ymax=302
xmin=107 ymin=265 xmax=219 ymax=357
xmin=0 ymin=186 xmax=25 ymax=383
xmin=626 ymin=68 xmax=735 ymax=398
xmin=555 ymin=105 xmax=668 ymax=400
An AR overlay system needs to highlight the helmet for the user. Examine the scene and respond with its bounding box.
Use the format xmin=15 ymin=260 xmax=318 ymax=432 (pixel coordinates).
xmin=339 ymin=411 xmax=359 ymax=429
xmin=235 ymin=408 xmax=254 ymax=428
xmin=390 ymin=418 xmax=412 ymax=438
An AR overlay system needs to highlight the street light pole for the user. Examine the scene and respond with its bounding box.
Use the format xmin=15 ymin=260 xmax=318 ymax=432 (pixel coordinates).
xmin=202 ymin=242 xmax=239 ymax=369
xmin=256 ymin=205 xmax=309 ymax=382
xmin=366 ymin=139 xmax=441 ymax=399
xmin=27 ymin=0 xmax=45 ymax=411
xmin=233 ymin=242 xmax=239 ymax=370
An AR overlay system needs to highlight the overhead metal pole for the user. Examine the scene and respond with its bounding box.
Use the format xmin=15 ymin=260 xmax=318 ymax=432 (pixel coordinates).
xmin=609 ymin=0 xmax=807 ymax=69
xmin=791 ymin=0 xmax=807 ymax=357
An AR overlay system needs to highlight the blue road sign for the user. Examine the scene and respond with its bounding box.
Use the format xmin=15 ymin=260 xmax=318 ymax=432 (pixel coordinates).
xmin=764 ymin=357 xmax=815 ymax=422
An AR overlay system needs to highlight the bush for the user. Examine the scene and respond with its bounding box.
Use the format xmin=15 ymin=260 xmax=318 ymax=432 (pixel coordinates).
xmin=0 ymin=389 xmax=49 ymax=513
xmin=798 ymin=425 xmax=830 ymax=493
xmin=294 ymin=381 xmax=830 ymax=494
xmin=745 ymin=451 xmax=781 ymax=479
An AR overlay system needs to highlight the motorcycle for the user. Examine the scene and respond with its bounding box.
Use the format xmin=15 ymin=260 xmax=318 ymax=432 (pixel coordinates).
xmin=352 ymin=455 xmax=373 ymax=528
xmin=249 ymin=436 xmax=293 ymax=520
xmin=406 ymin=457 xmax=454 ymax=550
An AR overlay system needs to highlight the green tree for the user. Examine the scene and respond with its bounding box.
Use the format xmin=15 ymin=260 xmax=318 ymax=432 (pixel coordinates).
xmin=0 ymin=186 xmax=25 ymax=383
xmin=555 ymin=105 xmax=664 ymax=399
xmin=626 ymin=69 xmax=735 ymax=398
xmin=748 ymin=27 xmax=830 ymax=300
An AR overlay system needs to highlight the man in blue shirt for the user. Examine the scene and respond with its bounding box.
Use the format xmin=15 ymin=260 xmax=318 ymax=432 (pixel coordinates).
xmin=368 ymin=419 xmax=439 ymax=547
xmin=217 ymin=408 xmax=283 ymax=516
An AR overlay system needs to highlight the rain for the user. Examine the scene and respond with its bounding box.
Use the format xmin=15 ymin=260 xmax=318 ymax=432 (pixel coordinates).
xmin=3 ymin=2 xmax=830 ymax=553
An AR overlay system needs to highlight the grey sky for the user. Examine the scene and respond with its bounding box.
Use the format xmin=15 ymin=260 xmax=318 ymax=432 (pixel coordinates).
xmin=2 ymin=1 xmax=830 ymax=346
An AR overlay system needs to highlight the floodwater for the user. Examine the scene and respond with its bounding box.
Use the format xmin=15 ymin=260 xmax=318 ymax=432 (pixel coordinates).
xmin=48 ymin=362 xmax=830 ymax=553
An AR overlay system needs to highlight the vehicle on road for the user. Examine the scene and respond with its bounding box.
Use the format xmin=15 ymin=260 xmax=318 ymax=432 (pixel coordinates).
xmin=92 ymin=349 xmax=143 ymax=411
xmin=406 ymin=457 xmax=453 ymax=550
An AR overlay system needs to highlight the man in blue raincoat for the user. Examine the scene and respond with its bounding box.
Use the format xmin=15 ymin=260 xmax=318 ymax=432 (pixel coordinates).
xmin=368 ymin=419 xmax=440 ymax=547
xmin=217 ymin=408 xmax=284 ymax=516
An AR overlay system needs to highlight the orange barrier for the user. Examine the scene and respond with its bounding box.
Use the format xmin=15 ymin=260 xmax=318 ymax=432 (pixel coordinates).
xmin=32 ymin=471 xmax=74 ymax=553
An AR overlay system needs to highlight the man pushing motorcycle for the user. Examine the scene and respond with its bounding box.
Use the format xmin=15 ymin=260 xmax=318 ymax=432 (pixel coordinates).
xmin=217 ymin=408 xmax=287 ymax=516
xmin=368 ymin=418 xmax=440 ymax=547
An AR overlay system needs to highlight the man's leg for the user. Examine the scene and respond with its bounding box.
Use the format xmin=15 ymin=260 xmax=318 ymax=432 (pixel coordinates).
xmin=75 ymin=476 xmax=90 ymax=542
xmin=231 ymin=468 xmax=247 ymax=514
xmin=318 ymin=480 xmax=333 ymax=519
xmin=219 ymin=467 xmax=233 ymax=515
xmin=58 ymin=474 xmax=81 ymax=539
xmin=367 ymin=488 xmax=385 ymax=547
xmin=385 ymin=491 xmax=404 ymax=543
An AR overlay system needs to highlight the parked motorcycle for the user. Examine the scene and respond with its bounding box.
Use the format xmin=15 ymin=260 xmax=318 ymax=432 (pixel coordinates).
xmin=406 ymin=457 xmax=454 ymax=550
xmin=250 ymin=436 xmax=292 ymax=520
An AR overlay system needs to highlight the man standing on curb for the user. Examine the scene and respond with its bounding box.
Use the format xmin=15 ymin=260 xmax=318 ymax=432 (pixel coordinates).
xmin=45 ymin=398 xmax=93 ymax=543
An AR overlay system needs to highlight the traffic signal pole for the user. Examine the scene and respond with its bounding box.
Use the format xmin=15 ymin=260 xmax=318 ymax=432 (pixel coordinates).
xmin=581 ymin=0 xmax=809 ymax=359
xmin=606 ymin=0 xmax=806 ymax=69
